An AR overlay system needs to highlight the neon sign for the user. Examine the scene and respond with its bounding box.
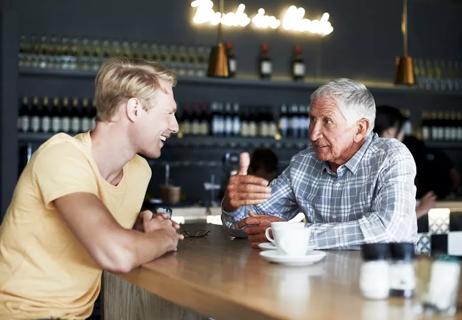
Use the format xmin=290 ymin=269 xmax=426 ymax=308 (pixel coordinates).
xmin=190 ymin=0 xmax=333 ymax=36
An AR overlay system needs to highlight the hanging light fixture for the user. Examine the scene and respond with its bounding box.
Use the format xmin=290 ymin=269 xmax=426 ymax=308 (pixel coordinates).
xmin=207 ymin=0 xmax=229 ymax=78
xmin=395 ymin=0 xmax=415 ymax=85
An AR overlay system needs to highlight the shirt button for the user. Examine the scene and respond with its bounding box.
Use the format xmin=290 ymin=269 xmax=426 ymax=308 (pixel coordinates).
xmin=333 ymin=215 xmax=337 ymax=219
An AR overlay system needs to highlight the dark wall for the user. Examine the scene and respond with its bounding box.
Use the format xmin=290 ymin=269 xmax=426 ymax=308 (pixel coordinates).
xmin=15 ymin=0 xmax=462 ymax=81
xmin=2 ymin=0 xmax=462 ymax=210
xmin=1 ymin=0 xmax=18 ymax=214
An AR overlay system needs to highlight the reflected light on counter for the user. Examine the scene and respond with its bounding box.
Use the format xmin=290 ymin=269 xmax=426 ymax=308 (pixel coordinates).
xmin=281 ymin=6 xmax=334 ymax=36
xmin=251 ymin=8 xmax=280 ymax=29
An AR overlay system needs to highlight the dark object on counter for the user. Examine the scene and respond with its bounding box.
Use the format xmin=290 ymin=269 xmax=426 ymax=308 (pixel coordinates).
xmin=389 ymin=242 xmax=415 ymax=298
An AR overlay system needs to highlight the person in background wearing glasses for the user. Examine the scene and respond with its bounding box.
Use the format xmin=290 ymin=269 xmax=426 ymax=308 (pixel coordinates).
xmin=222 ymin=78 xmax=417 ymax=249
xmin=0 ymin=58 xmax=183 ymax=319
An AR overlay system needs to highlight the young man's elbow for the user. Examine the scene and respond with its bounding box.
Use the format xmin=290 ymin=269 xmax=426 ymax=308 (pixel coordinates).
xmin=95 ymin=250 xmax=137 ymax=274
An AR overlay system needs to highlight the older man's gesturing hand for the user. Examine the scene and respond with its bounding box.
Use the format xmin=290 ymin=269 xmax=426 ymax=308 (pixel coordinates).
xmin=223 ymin=152 xmax=272 ymax=212
xmin=238 ymin=212 xmax=284 ymax=248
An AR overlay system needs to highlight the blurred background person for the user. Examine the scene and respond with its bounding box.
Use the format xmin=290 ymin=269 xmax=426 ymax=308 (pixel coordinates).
xmin=248 ymin=148 xmax=279 ymax=182
xmin=374 ymin=105 xmax=460 ymax=218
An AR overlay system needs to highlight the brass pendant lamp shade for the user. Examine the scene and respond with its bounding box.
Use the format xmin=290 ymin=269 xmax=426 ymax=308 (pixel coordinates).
xmin=395 ymin=0 xmax=415 ymax=85
xmin=207 ymin=0 xmax=229 ymax=78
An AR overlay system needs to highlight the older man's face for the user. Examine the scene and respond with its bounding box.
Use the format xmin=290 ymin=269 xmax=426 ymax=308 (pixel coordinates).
xmin=308 ymin=97 xmax=362 ymax=170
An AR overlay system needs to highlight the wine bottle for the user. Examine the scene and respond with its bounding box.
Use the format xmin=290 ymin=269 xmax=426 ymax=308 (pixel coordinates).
xmin=41 ymin=96 xmax=51 ymax=133
xmin=30 ymin=96 xmax=41 ymax=133
xmin=51 ymin=97 xmax=62 ymax=133
xmin=226 ymin=41 xmax=237 ymax=78
xmin=18 ymin=96 xmax=31 ymax=133
xmin=258 ymin=43 xmax=272 ymax=80
xmin=291 ymin=45 xmax=305 ymax=81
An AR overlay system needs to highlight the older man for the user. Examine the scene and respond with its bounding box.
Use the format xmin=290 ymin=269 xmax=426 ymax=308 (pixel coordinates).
xmin=222 ymin=78 xmax=417 ymax=249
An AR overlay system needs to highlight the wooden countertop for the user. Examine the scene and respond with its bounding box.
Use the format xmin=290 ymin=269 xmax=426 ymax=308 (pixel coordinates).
xmin=115 ymin=224 xmax=460 ymax=320
xmin=434 ymin=201 xmax=462 ymax=212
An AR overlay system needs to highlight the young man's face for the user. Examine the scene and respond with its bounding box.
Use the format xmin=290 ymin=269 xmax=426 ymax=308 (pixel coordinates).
xmin=308 ymin=96 xmax=364 ymax=170
xmin=136 ymin=81 xmax=178 ymax=159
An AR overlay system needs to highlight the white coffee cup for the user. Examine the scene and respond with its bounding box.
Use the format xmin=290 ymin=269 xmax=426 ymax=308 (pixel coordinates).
xmin=265 ymin=222 xmax=311 ymax=256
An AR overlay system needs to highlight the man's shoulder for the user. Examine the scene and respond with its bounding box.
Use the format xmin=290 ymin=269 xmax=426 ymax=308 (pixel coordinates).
xmin=368 ymin=136 xmax=413 ymax=162
xmin=35 ymin=133 xmax=88 ymax=159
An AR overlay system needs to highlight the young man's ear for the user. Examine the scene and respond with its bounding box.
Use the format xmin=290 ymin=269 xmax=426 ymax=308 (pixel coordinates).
xmin=126 ymin=98 xmax=140 ymax=122
xmin=354 ymin=118 xmax=369 ymax=142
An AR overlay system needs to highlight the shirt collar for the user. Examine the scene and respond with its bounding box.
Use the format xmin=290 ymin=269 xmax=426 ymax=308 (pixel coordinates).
xmin=320 ymin=133 xmax=375 ymax=176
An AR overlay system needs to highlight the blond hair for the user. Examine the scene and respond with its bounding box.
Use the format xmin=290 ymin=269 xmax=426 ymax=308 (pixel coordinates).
xmin=94 ymin=57 xmax=176 ymax=121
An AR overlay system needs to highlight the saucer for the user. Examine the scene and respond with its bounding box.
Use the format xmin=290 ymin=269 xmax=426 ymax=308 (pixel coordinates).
xmin=258 ymin=242 xmax=277 ymax=250
xmin=259 ymin=250 xmax=326 ymax=266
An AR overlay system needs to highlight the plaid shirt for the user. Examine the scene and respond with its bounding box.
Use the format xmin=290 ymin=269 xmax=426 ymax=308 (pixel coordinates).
xmin=222 ymin=133 xmax=417 ymax=249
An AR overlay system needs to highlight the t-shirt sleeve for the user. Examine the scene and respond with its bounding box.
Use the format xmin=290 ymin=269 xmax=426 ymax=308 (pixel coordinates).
xmin=32 ymin=141 xmax=99 ymax=210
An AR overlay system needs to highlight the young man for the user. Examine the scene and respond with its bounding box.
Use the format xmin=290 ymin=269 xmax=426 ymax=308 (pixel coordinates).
xmin=0 ymin=58 xmax=183 ymax=318
xmin=222 ymin=79 xmax=417 ymax=249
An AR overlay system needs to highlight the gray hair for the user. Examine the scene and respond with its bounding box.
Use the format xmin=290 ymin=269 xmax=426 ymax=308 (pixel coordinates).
xmin=310 ymin=78 xmax=376 ymax=134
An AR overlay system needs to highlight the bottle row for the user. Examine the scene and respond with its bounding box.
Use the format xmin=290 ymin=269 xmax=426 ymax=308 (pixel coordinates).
xmin=414 ymin=58 xmax=462 ymax=92
xmin=178 ymin=102 xmax=310 ymax=139
xmin=18 ymin=34 xmax=308 ymax=81
xmin=420 ymin=111 xmax=462 ymax=142
xmin=17 ymin=96 xmax=462 ymax=144
xmin=18 ymin=34 xmax=211 ymax=77
xmin=17 ymin=96 xmax=96 ymax=134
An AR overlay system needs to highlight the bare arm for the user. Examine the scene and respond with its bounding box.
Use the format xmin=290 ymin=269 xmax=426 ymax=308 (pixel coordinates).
xmin=54 ymin=192 xmax=182 ymax=273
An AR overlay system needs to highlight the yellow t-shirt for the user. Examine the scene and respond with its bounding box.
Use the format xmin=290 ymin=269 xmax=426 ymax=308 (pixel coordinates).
xmin=0 ymin=132 xmax=151 ymax=319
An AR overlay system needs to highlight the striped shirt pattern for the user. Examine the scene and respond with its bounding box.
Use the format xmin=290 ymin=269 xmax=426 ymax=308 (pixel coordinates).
xmin=222 ymin=133 xmax=417 ymax=249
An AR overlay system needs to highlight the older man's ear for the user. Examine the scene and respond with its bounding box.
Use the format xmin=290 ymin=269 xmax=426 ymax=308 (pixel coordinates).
xmin=354 ymin=118 xmax=369 ymax=142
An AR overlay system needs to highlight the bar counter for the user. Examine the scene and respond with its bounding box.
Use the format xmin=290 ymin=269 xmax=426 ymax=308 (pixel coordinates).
xmin=103 ymin=223 xmax=462 ymax=320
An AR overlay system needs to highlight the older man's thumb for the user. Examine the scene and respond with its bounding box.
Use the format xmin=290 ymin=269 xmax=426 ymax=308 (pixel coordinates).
xmin=238 ymin=152 xmax=250 ymax=175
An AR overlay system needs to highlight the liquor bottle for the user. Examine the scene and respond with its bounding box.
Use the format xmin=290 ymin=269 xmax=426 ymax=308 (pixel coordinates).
xmin=289 ymin=104 xmax=299 ymax=138
xmin=299 ymin=104 xmax=309 ymax=138
xmin=191 ymin=103 xmax=201 ymax=136
xmin=90 ymin=99 xmax=97 ymax=130
xmin=291 ymin=45 xmax=305 ymax=81
xmin=81 ymin=98 xmax=92 ymax=132
xmin=258 ymin=43 xmax=272 ymax=80
xmin=199 ymin=103 xmax=210 ymax=136
xmin=457 ymin=112 xmax=462 ymax=141
xmin=226 ymin=41 xmax=237 ymax=78
xmin=268 ymin=109 xmax=277 ymax=138
xmin=258 ymin=107 xmax=270 ymax=138
xmin=181 ymin=103 xmax=192 ymax=136
xmin=70 ymin=97 xmax=82 ymax=133
xmin=232 ymin=103 xmax=240 ymax=136
xmin=278 ymin=104 xmax=288 ymax=138
xmin=30 ymin=96 xmax=41 ymax=133
xmin=18 ymin=96 xmax=31 ymax=133
xmin=248 ymin=108 xmax=258 ymax=137
xmin=61 ymin=97 xmax=71 ymax=133
xmin=224 ymin=102 xmax=234 ymax=136
xmin=51 ymin=97 xmax=62 ymax=133
xmin=41 ymin=96 xmax=51 ymax=133
xmin=421 ymin=112 xmax=430 ymax=141
xmin=240 ymin=108 xmax=250 ymax=137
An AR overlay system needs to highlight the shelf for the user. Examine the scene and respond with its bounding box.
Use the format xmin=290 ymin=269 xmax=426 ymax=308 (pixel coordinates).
xmin=425 ymin=141 xmax=462 ymax=149
xmin=18 ymin=132 xmax=309 ymax=149
xmin=18 ymin=67 xmax=462 ymax=97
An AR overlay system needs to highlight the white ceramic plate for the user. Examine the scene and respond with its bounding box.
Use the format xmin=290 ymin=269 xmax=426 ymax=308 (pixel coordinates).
xmin=259 ymin=250 xmax=326 ymax=266
xmin=258 ymin=242 xmax=277 ymax=250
